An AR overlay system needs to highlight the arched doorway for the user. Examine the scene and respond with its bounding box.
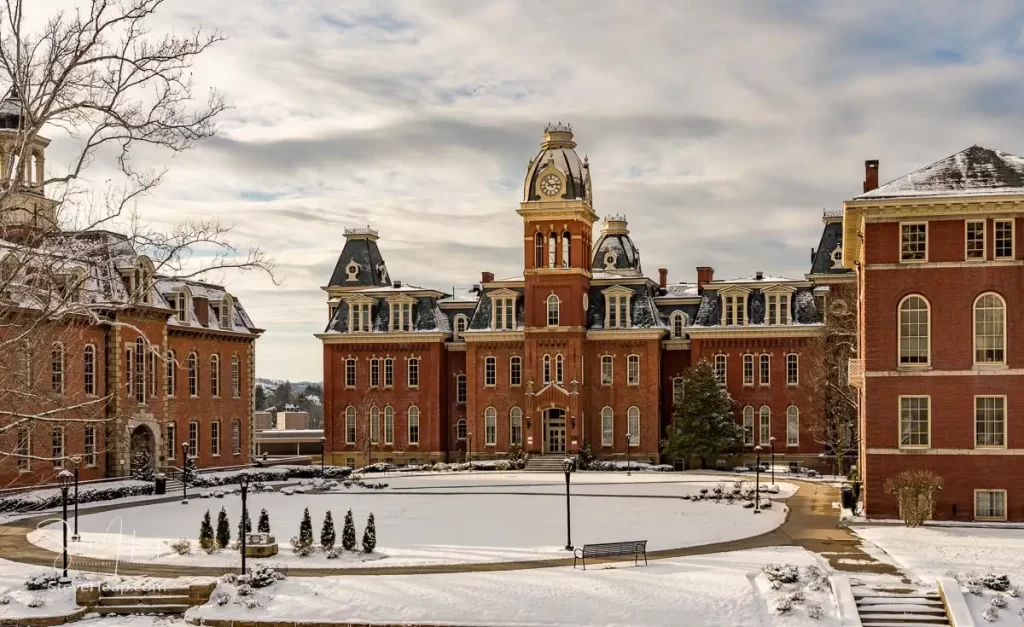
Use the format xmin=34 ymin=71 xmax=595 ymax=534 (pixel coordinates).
xmin=543 ymin=408 xmax=566 ymax=454
xmin=130 ymin=424 xmax=156 ymax=480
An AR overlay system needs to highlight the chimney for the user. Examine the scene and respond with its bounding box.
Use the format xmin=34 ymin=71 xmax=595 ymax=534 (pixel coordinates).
xmin=481 ymin=271 xmax=494 ymax=283
xmin=696 ymin=266 xmax=714 ymax=293
xmin=658 ymin=268 xmax=668 ymax=289
xmin=755 ymin=271 xmax=764 ymax=280
xmin=393 ymin=280 xmax=402 ymax=288
xmin=863 ymin=159 xmax=879 ymax=193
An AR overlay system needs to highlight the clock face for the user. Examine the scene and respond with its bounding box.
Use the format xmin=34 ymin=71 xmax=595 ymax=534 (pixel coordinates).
xmin=540 ymin=174 xmax=562 ymax=196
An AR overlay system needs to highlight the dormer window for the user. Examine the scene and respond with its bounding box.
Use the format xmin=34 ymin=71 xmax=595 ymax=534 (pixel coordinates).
xmin=488 ymin=289 xmax=518 ymax=330
xmin=670 ymin=312 xmax=687 ymax=338
xmin=132 ymin=257 xmax=154 ymax=304
xmin=347 ymin=297 xmax=374 ymax=332
xmin=603 ymin=286 xmax=633 ymax=329
xmin=719 ymin=289 xmax=749 ymax=326
xmin=176 ymin=288 xmax=191 ymax=324
xmin=766 ymin=294 xmax=791 ymax=325
xmin=389 ymin=298 xmax=414 ymax=332
xmin=453 ymin=314 xmax=468 ymax=340
xmin=220 ymin=294 xmax=234 ymax=329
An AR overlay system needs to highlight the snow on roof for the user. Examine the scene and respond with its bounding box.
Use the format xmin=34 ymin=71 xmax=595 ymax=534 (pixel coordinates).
xmin=857 ymin=145 xmax=1024 ymax=200
xmin=438 ymin=287 xmax=480 ymax=303
xmin=661 ymin=282 xmax=699 ymax=298
xmin=716 ymin=274 xmax=798 ymax=284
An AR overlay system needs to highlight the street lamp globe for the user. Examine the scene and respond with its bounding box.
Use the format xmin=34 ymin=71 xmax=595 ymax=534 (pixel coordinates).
xmin=57 ymin=469 xmax=74 ymax=489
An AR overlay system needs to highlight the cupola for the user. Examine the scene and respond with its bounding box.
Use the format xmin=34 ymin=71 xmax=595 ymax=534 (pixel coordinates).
xmin=592 ymin=214 xmax=641 ymax=276
xmin=326 ymin=226 xmax=392 ymax=289
xmin=523 ymin=122 xmax=592 ymax=204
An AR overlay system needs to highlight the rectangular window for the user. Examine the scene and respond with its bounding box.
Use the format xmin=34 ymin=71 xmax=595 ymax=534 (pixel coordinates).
xmin=345 ymin=410 xmax=356 ymax=444
xmin=759 ymin=354 xmax=770 ymax=386
xmin=211 ymin=421 xmax=220 ymax=456
xmin=966 ymin=220 xmax=986 ymax=260
xmin=188 ymin=421 xmax=199 ymax=456
xmin=167 ymin=423 xmax=176 ymax=460
xmin=714 ymin=354 xmax=727 ymax=385
xmin=126 ymin=346 xmax=133 ymax=397
xmin=456 ymin=375 xmax=467 ymax=404
xmin=601 ymin=355 xmax=613 ymax=385
xmin=767 ymin=295 xmax=779 ymax=325
xmin=231 ymin=358 xmax=241 ymax=399
xmin=995 ymin=219 xmax=1014 ymax=259
xmin=135 ymin=344 xmax=145 ymax=404
xmin=899 ymin=396 xmax=930 ymax=448
xmin=351 ymin=303 xmax=372 ymax=332
xmin=510 ymin=357 xmax=522 ymax=386
xmin=370 ymin=359 xmax=380 ymax=387
xmin=627 ymin=355 xmax=640 ymax=386
xmin=743 ymin=408 xmax=754 ymax=446
xmin=166 ymin=350 xmax=175 ymax=397
xmin=786 ymin=354 xmax=798 ymax=385
xmin=232 ymin=421 xmax=241 ymax=455
xmin=759 ymin=409 xmax=770 ymax=444
xmin=555 ymin=355 xmax=564 ymax=384
xmin=975 ymin=490 xmax=1007 ymax=521
xmin=84 ymin=425 xmax=97 ymax=467
xmin=543 ymin=356 xmax=551 ymax=384
xmin=149 ymin=351 xmax=157 ymax=399
xmin=84 ymin=347 xmax=95 ymax=395
xmin=627 ymin=409 xmax=640 ymax=447
xmin=345 ymin=359 xmax=356 ymax=388
xmin=384 ymin=408 xmax=394 ymax=444
xmin=392 ymin=302 xmax=413 ymax=332
xmin=17 ymin=427 xmax=30 ymax=471
xmin=494 ymin=297 xmax=515 ymax=330
xmin=384 ymin=358 xmax=394 ymax=387
xmin=408 ymin=358 xmax=419 ymax=388
xmin=787 ymin=409 xmax=799 ymax=446
xmin=510 ymin=410 xmax=523 ymax=445
xmin=484 ymin=357 xmax=496 ymax=387
xmin=408 ymin=409 xmax=420 ymax=445
xmin=608 ymin=295 xmax=630 ymax=328
xmin=900 ymin=222 xmax=927 ymax=262
xmin=742 ymin=354 xmax=754 ymax=386
xmin=485 ymin=412 xmax=496 ymax=445
xmin=51 ymin=426 xmax=64 ymax=468
xmin=722 ymin=295 xmax=746 ymax=326
xmin=975 ymin=396 xmax=1006 ymax=448
xmin=601 ymin=409 xmax=613 ymax=447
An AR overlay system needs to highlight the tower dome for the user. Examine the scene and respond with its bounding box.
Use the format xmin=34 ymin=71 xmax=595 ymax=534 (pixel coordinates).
xmin=523 ymin=122 xmax=592 ymax=204
xmin=592 ymin=215 xmax=641 ymax=275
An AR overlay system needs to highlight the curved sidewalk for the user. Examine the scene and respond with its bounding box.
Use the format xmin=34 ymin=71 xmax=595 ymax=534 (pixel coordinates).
xmin=0 ymin=479 xmax=898 ymax=578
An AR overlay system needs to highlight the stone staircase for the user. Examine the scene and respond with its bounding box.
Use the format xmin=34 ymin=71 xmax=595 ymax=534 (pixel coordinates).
xmin=854 ymin=589 xmax=950 ymax=626
xmin=525 ymin=455 xmax=570 ymax=472
xmin=77 ymin=582 xmax=214 ymax=617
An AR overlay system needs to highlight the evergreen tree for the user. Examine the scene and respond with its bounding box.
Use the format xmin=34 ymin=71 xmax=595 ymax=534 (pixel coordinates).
xmin=182 ymin=455 xmax=197 ymax=486
xmin=320 ymin=511 xmax=336 ymax=550
xmin=257 ymin=508 xmax=270 ymax=534
xmin=216 ymin=507 xmax=231 ymax=549
xmin=130 ymin=447 xmax=154 ymax=481
xmin=297 ymin=507 xmax=314 ymax=549
xmin=238 ymin=507 xmax=252 ymax=539
xmin=661 ymin=360 xmax=744 ymax=468
xmin=254 ymin=384 xmax=268 ymax=411
xmin=361 ymin=513 xmax=376 ymax=553
xmin=342 ymin=508 xmax=357 ymax=551
xmin=198 ymin=510 xmax=215 ymax=550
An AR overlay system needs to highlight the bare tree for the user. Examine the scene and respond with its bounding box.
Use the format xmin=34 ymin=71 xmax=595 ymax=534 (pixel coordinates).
xmin=806 ymin=295 xmax=859 ymax=477
xmin=0 ymin=0 xmax=274 ymax=485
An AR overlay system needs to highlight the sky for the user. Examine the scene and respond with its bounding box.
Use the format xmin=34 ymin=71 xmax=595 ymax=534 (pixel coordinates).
xmin=27 ymin=0 xmax=1024 ymax=381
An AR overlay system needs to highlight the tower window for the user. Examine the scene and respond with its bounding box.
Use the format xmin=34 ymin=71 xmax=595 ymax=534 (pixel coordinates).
xmin=562 ymin=231 xmax=571 ymax=268
xmin=534 ymin=233 xmax=545 ymax=268
xmin=548 ymin=233 xmax=557 ymax=268
xmin=546 ymin=294 xmax=560 ymax=326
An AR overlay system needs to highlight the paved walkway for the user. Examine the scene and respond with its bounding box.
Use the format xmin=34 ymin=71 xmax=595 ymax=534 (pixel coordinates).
xmin=0 ymin=478 xmax=903 ymax=578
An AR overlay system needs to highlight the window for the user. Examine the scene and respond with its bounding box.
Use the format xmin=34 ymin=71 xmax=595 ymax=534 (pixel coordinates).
xmin=601 ymin=407 xmax=613 ymax=446
xmin=713 ymin=354 xmax=727 ymax=384
xmin=543 ymin=354 xmax=551 ymax=384
xmin=670 ymin=312 xmax=687 ymax=338
xmin=391 ymin=301 xmax=413 ymax=332
xmin=187 ymin=352 xmax=198 ymax=396
xmin=210 ymin=354 xmax=220 ymax=398
xmin=167 ymin=423 xmax=176 ymax=460
xmin=898 ymin=296 xmax=930 ymax=366
xmin=84 ymin=344 xmax=96 ymax=395
xmin=627 ymin=407 xmax=640 ymax=447
xmin=901 ymin=222 xmax=927 ymax=261
xmin=547 ymin=294 xmax=560 ymax=326
xmin=672 ymin=377 xmax=685 ymax=406
xmin=16 ymin=427 xmax=29 ymax=471
xmin=231 ymin=356 xmax=241 ymax=399
xmin=995 ymin=219 xmax=1014 ymax=259
xmin=966 ymin=220 xmax=986 ymax=260
xmin=722 ymin=294 xmax=747 ymax=326
xmin=350 ymin=302 xmax=372 ymax=332
xmin=494 ymin=297 xmax=515 ymax=330
xmin=345 ymin=407 xmax=356 ymax=444
xmin=484 ymin=407 xmax=496 ymax=445
xmin=456 ymin=374 xmax=467 ymax=404
xmin=18 ymin=344 xmax=32 ymax=388
xmin=975 ymin=396 xmax=1006 ymax=448
xmin=562 ymin=231 xmax=571 ymax=268
xmin=975 ymin=490 xmax=1007 ymax=521
xmin=899 ymin=396 xmax=930 ymax=448
xmin=786 ymin=354 xmax=798 ymax=385
xmin=548 ymin=232 xmax=557 ymax=267
xmin=188 ymin=421 xmax=199 ymax=456
xmin=176 ymin=289 xmax=190 ymax=323
xmin=166 ymin=350 xmax=176 ymax=397
xmin=786 ymin=407 xmax=799 ymax=446
xmin=51 ymin=425 xmax=64 ymax=468
xmin=484 ymin=356 xmax=496 ymax=387
xmin=51 ymin=342 xmax=64 ymax=394
xmin=149 ymin=350 xmax=156 ymax=399
xmin=84 ymin=425 xmax=96 ymax=467
xmin=627 ymin=354 xmax=640 ymax=386
xmin=601 ymin=355 xmax=613 ymax=385
xmin=369 ymin=358 xmax=380 ymax=387
xmin=759 ymin=354 xmax=770 ymax=386
xmin=232 ymin=420 xmax=241 ymax=455
xmin=384 ymin=406 xmax=394 ymax=444
xmin=341 ymin=358 xmax=356 ymax=388
xmin=974 ymin=293 xmax=1005 ymax=365
xmin=408 ymin=406 xmax=420 ymax=445
xmin=742 ymin=354 xmax=754 ymax=386
xmin=453 ymin=315 xmax=468 ymax=341
xmin=607 ymin=294 xmax=630 ymax=328
xmin=743 ymin=406 xmax=755 ymax=446
xmin=135 ymin=338 xmax=146 ymax=403
xmin=759 ymin=406 xmax=770 ymax=444
xmin=510 ymin=407 xmax=522 ymax=445
xmin=384 ymin=358 xmax=394 ymax=387
xmin=555 ymin=354 xmax=564 ymax=385
xmin=370 ymin=406 xmax=380 ymax=443
xmin=534 ymin=233 xmax=545 ymax=268
xmin=510 ymin=356 xmax=522 ymax=386
xmin=408 ymin=358 xmax=419 ymax=388
xmin=456 ymin=418 xmax=467 ymax=440
xmin=220 ymin=295 xmax=233 ymax=329
xmin=767 ymin=294 xmax=790 ymax=325
xmin=211 ymin=421 xmax=220 ymax=456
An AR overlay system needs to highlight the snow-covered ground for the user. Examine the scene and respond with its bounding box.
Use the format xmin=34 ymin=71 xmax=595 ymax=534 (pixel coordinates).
xmin=28 ymin=473 xmax=792 ymax=569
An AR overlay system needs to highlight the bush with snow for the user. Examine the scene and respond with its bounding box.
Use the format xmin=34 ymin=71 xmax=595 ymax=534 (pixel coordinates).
xmin=763 ymin=564 xmax=800 ymax=584
xmin=773 ymin=596 xmax=792 ymax=614
xmin=806 ymin=604 xmax=823 ymax=620
xmin=210 ymin=589 xmax=231 ymax=606
xmin=24 ymin=572 xmax=60 ymax=591
xmin=239 ymin=563 xmax=283 ymax=589
xmin=26 ymin=594 xmax=45 ymax=608
xmin=0 ymin=479 xmax=154 ymax=515
xmin=982 ymin=607 xmax=999 ymax=622
xmin=0 ymin=589 xmax=10 ymax=605
xmin=990 ymin=595 xmax=1008 ymax=609
xmin=169 ymin=539 xmax=192 ymax=555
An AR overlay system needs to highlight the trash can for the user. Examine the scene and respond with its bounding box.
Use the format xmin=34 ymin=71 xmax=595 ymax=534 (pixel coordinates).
xmin=852 ymin=481 xmax=862 ymax=505
xmin=840 ymin=485 xmax=854 ymax=510
xmin=155 ymin=473 xmax=167 ymax=495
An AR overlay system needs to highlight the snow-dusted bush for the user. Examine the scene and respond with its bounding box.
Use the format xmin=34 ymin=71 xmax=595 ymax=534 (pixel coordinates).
xmin=0 ymin=590 xmax=10 ymax=605
xmin=210 ymin=589 xmax=231 ymax=606
xmin=767 ymin=484 xmax=781 ymax=494
xmin=325 ymin=547 xmax=342 ymax=559
xmin=280 ymin=488 xmax=295 ymax=496
xmin=742 ymin=501 xmax=755 ymax=509
xmin=990 ymin=595 xmax=1008 ymax=609
xmin=773 ymin=596 xmax=792 ymax=614
xmin=761 ymin=500 xmax=773 ymax=509
xmin=431 ymin=463 xmax=450 ymax=472
xmin=982 ymin=607 xmax=999 ymax=622
xmin=236 ymin=583 xmax=253 ymax=597
xmin=24 ymin=572 xmax=60 ymax=590
xmin=786 ymin=590 xmax=804 ymax=604
xmin=27 ymin=594 xmax=45 ymax=608
xmin=169 ymin=539 xmax=192 ymax=555
xmin=806 ymin=604 xmax=823 ymax=620
xmin=884 ymin=469 xmax=943 ymax=527
xmin=0 ymin=479 xmax=154 ymax=515
xmin=763 ymin=564 xmax=799 ymax=584
xmin=356 ymin=462 xmax=393 ymax=474
xmin=239 ymin=563 xmax=283 ymax=589
xmin=804 ymin=566 xmax=827 ymax=591
xmin=975 ymin=574 xmax=1012 ymax=592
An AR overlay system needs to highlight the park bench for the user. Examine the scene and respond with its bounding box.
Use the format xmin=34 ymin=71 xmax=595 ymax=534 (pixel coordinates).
xmin=573 ymin=540 xmax=648 ymax=570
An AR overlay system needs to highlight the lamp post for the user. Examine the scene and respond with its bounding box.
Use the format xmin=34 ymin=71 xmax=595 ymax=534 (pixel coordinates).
xmin=57 ymin=469 xmax=73 ymax=584
xmin=467 ymin=433 xmax=473 ymax=464
xmin=753 ymin=446 xmax=763 ymax=514
xmin=238 ymin=471 xmax=250 ymax=576
xmin=320 ymin=436 xmax=326 ymax=475
xmin=769 ymin=436 xmax=776 ymax=486
xmin=560 ymin=457 xmax=573 ymax=550
xmin=625 ymin=432 xmax=632 ymax=477
xmin=181 ymin=442 xmax=190 ymax=504
xmin=69 ymin=455 xmax=82 ymax=542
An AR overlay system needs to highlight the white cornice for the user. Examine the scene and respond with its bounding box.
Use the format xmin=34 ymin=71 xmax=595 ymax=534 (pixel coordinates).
xmin=661 ymin=339 xmax=692 ymax=350
xmin=487 ymin=288 xmax=520 ymax=299
xmin=600 ymin=285 xmax=635 ymax=296
xmin=686 ymin=325 xmax=823 ymax=339
xmin=316 ymin=332 xmax=448 ymax=345
xmin=444 ymin=342 xmax=466 ymax=352
xmin=865 ymin=260 xmax=1024 ymax=271
xmin=867 ymin=448 xmax=1024 ymax=456
xmin=462 ymin=331 xmax=526 ymax=343
xmin=585 ymin=329 xmax=665 ymax=340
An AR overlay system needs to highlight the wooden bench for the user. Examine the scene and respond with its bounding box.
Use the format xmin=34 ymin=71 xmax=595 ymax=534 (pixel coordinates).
xmin=573 ymin=540 xmax=648 ymax=570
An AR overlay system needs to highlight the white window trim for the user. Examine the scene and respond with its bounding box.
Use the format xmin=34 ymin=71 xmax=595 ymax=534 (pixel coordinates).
xmin=742 ymin=353 xmax=754 ymax=387
xmin=484 ymin=407 xmax=497 ymax=447
xmin=510 ymin=407 xmax=523 ymax=446
xmin=900 ymin=221 xmax=928 ymax=263
xmin=627 ymin=407 xmax=640 ymax=448
xmin=601 ymin=406 xmax=614 ymax=447
xmin=602 ymin=286 xmax=634 ymax=329
xmin=211 ymin=420 xmax=221 ymax=457
xmin=456 ymin=374 xmax=467 ymax=404
xmin=974 ymin=489 xmax=1007 ymax=522
xmin=346 ymin=295 xmax=374 ymax=333
xmin=487 ymin=289 xmax=519 ymax=331
xmin=384 ymin=406 xmax=394 ymax=444
xmin=408 ymin=357 xmax=419 ymax=389
xmin=972 ymin=292 xmax=1007 ymax=368
xmin=484 ymin=356 xmax=497 ymax=388
xmin=714 ymin=354 xmax=727 ymax=385
xmin=994 ymin=218 xmax=1015 ymax=260
xmin=408 ymin=406 xmax=420 ymax=446
xmin=383 ymin=358 xmax=394 ymax=388
xmin=786 ymin=353 xmax=799 ymax=386
xmin=600 ymin=355 xmax=613 ymax=386
xmin=763 ymin=286 xmax=796 ymax=325
xmin=627 ymin=354 xmax=640 ymax=386
xmin=453 ymin=314 xmax=469 ymax=341
xmin=759 ymin=353 xmax=771 ymax=387
xmin=718 ymin=286 xmax=751 ymax=326
xmin=388 ymin=295 xmax=416 ymax=332
xmin=546 ymin=294 xmax=560 ymax=327
xmin=670 ymin=311 xmax=687 ymax=338
xmin=898 ymin=395 xmax=931 ymax=450
xmin=742 ymin=406 xmax=755 ymax=447
xmin=897 ymin=294 xmax=931 ymax=369
xmin=509 ymin=356 xmax=522 ymax=387
xmin=965 ymin=219 xmax=987 ymax=261
xmin=759 ymin=406 xmax=771 ymax=445
xmin=344 ymin=358 xmax=357 ymax=389
xmin=786 ymin=406 xmax=799 ymax=447
xmin=974 ymin=394 xmax=1007 ymax=450
xmin=345 ymin=407 xmax=356 ymax=444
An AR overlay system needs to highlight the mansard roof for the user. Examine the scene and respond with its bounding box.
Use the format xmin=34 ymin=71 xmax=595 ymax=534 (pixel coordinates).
xmin=523 ymin=123 xmax=591 ymax=203
xmin=327 ymin=227 xmax=392 ymax=288
xmin=325 ymin=292 xmax=449 ymax=334
xmin=692 ymin=284 xmax=822 ymax=327
xmin=466 ymin=286 xmax=526 ymax=332
xmin=856 ymin=145 xmax=1024 ymax=200
xmin=586 ymin=282 xmax=665 ymax=330
xmin=809 ymin=216 xmax=851 ymax=276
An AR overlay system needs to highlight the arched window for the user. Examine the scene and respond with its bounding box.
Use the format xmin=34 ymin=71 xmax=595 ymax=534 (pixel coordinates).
xmin=176 ymin=288 xmax=191 ymax=323
xmin=135 ymin=337 xmax=146 ymax=403
xmin=51 ymin=342 xmax=65 ymax=394
xmin=166 ymin=349 xmax=176 ymax=397
xmin=672 ymin=377 xmax=684 ymax=405
xmin=345 ymin=406 xmax=356 ymax=444
xmin=534 ymin=233 xmax=545 ymax=268
xmin=384 ymin=406 xmax=394 ymax=444
xmin=601 ymin=407 xmax=613 ymax=446
xmin=84 ymin=344 xmax=96 ymax=396
xmin=510 ymin=407 xmax=523 ymax=445
xmin=453 ymin=314 xmax=468 ymax=341
xmin=542 ymin=354 xmax=551 ymax=384
xmin=408 ymin=406 xmax=420 ymax=444
xmin=548 ymin=232 xmax=557 ymax=268
xmin=786 ymin=406 xmax=799 ymax=446
xmin=743 ymin=406 xmax=755 ymax=446
xmin=627 ymin=407 xmax=640 ymax=447
xmin=759 ymin=406 xmax=771 ymax=444
xmin=210 ymin=354 xmax=221 ymax=397
xmin=187 ymin=352 xmax=198 ymax=397
xmin=671 ymin=312 xmax=687 ymax=338
xmin=899 ymin=295 xmax=930 ymax=366
xmin=555 ymin=354 xmax=564 ymax=384
xmin=231 ymin=355 xmax=241 ymax=398
xmin=220 ymin=294 xmax=234 ymax=329
xmin=562 ymin=231 xmax=571 ymax=268
xmin=547 ymin=294 xmax=560 ymax=326
xmin=370 ymin=406 xmax=380 ymax=443
xmin=456 ymin=418 xmax=467 ymax=440
xmin=974 ymin=292 xmax=1006 ymax=365
xmin=484 ymin=407 xmax=496 ymax=445
xmin=232 ymin=420 xmax=241 ymax=455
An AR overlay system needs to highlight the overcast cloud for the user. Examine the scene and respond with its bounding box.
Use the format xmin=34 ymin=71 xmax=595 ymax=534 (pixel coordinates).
xmin=33 ymin=1 xmax=1024 ymax=380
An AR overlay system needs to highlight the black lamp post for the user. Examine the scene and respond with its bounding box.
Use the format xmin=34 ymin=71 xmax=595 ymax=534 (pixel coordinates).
xmin=69 ymin=455 xmax=82 ymax=542
xmin=467 ymin=433 xmax=473 ymax=464
xmin=320 ymin=436 xmax=326 ymax=475
xmin=769 ymin=436 xmax=776 ymax=486
xmin=560 ymin=457 xmax=573 ymax=550
xmin=753 ymin=445 xmax=763 ymax=514
xmin=625 ymin=432 xmax=632 ymax=477
xmin=57 ymin=469 xmax=73 ymax=584
xmin=238 ymin=471 xmax=250 ymax=576
xmin=181 ymin=442 xmax=190 ymax=504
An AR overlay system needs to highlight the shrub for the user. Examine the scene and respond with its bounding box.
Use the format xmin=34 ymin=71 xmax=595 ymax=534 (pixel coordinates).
xmin=0 ymin=590 xmax=10 ymax=605
xmin=210 ymin=589 xmax=231 ymax=606
xmin=170 ymin=539 xmax=192 ymax=555
xmin=257 ymin=509 xmax=270 ymax=534
xmin=320 ymin=511 xmax=336 ymax=550
xmin=216 ymin=508 xmax=231 ymax=549
xmin=362 ymin=513 xmax=376 ymax=553
xmin=972 ymin=574 xmax=1012 ymax=592
xmin=27 ymin=595 xmax=45 ymax=608
xmin=884 ymin=470 xmax=943 ymax=527
xmin=575 ymin=443 xmax=596 ymax=470
xmin=24 ymin=573 xmax=60 ymax=591
xmin=325 ymin=547 xmax=342 ymax=559
xmin=342 ymin=509 xmax=357 ymax=551
xmin=982 ymin=607 xmax=999 ymax=623
xmin=807 ymin=604 xmax=823 ymax=620
xmin=773 ymin=596 xmax=792 ymax=614
xmin=990 ymin=595 xmax=1008 ymax=609
xmin=240 ymin=563 xmax=283 ymax=589
xmin=0 ymin=480 xmax=154 ymax=515
xmin=763 ymin=564 xmax=799 ymax=584
xmin=292 ymin=507 xmax=314 ymax=555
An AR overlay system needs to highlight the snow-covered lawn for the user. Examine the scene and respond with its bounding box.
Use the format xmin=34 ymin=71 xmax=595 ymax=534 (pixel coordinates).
xmin=28 ymin=473 xmax=792 ymax=569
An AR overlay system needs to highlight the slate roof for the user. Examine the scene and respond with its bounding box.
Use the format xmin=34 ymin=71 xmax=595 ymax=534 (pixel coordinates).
xmin=591 ymin=231 xmax=641 ymax=274
xmin=325 ymin=293 xmax=449 ymax=334
xmin=327 ymin=232 xmax=392 ymax=288
xmin=523 ymin=127 xmax=591 ymax=202
xmin=809 ymin=220 xmax=851 ymax=275
xmin=857 ymin=145 xmax=1024 ymax=200
xmin=586 ymin=283 xmax=665 ymax=330
xmin=466 ymin=287 xmax=526 ymax=331
xmin=692 ymin=285 xmax=822 ymax=327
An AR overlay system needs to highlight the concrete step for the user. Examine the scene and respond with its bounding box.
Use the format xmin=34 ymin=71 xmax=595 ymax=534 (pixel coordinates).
xmin=92 ymin=605 xmax=190 ymax=616
xmin=856 ymin=594 xmax=940 ymax=601
xmin=858 ymin=598 xmax=943 ymax=606
xmin=100 ymin=588 xmax=190 ymax=597
xmin=859 ymin=623 xmax=949 ymax=627
xmin=860 ymin=615 xmax=949 ymax=623
xmin=858 ymin=604 xmax=945 ymax=613
xmin=98 ymin=595 xmax=190 ymax=606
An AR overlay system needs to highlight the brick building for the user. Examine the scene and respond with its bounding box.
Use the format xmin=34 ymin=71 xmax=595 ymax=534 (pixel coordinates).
xmin=0 ymin=117 xmax=262 ymax=488
xmin=319 ymin=125 xmax=847 ymax=470
xmin=844 ymin=146 xmax=1024 ymax=522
